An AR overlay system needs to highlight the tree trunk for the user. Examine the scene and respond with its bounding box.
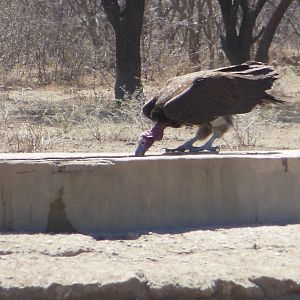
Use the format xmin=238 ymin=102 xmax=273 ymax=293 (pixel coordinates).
xmin=186 ymin=0 xmax=200 ymax=65
xmin=114 ymin=17 xmax=143 ymax=100
xmin=218 ymin=0 xmax=267 ymax=64
xmin=74 ymin=0 xmax=102 ymax=49
xmin=218 ymin=0 xmax=249 ymax=64
xmin=205 ymin=0 xmax=216 ymax=68
xmin=101 ymin=0 xmax=145 ymax=100
xmin=255 ymin=0 xmax=294 ymax=62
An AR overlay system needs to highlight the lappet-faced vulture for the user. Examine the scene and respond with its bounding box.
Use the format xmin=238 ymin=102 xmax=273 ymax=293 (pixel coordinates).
xmin=135 ymin=62 xmax=283 ymax=156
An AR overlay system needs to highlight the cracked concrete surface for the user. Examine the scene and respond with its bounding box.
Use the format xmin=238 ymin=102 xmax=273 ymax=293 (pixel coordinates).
xmin=1 ymin=151 xmax=300 ymax=234
xmin=0 ymin=224 xmax=300 ymax=299
xmin=46 ymin=187 xmax=77 ymax=233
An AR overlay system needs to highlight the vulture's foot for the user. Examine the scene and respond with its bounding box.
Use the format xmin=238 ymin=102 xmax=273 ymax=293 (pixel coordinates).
xmin=189 ymin=145 xmax=220 ymax=153
xmin=164 ymin=146 xmax=186 ymax=153
xmin=165 ymin=134 xmax=220 ymax=154
xmin=165 ymin=145 xmax=220 ymax=154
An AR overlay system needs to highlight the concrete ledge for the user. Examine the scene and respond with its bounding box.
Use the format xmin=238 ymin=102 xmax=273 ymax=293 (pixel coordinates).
xmin=0 ymin=151 xmax=300 ymax=234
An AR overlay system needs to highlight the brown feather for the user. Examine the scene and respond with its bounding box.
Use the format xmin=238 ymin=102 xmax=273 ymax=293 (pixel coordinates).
xmin=142 ymin=62 xmax=281 ymax=127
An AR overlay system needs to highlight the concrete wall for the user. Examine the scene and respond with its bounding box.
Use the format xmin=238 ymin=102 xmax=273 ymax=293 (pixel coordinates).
xmin=0 ymin=151 xmax=299 ymax=234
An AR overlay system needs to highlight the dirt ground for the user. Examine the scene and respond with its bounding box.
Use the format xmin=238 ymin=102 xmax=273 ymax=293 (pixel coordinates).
xmin=0 ymin=224 xmax=299 ymax=299
xmin=0 ymin=65 xmax=299 ymax=154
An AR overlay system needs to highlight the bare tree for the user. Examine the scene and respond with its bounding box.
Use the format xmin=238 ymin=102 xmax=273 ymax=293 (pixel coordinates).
xmin=255 ymin=0 xmax=294 ymax=62
xmin=218 ymin=0 xmax=294 ymax=64
xmin=73 ymin=0 xmax=145 ymax=100
xmin=101 ymin=0 xmax=145 ymax=100
xmin=0 ymin=0 xmax=98 ymax=84
xmin=0 ymin=0 xmax=298 ymax=89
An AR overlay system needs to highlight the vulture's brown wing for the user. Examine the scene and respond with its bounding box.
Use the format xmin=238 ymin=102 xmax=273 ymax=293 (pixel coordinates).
xmin=212 ymin=61 xmax=266 ymax=73
xmin=162 ymin=72 xmax=275 ymax=125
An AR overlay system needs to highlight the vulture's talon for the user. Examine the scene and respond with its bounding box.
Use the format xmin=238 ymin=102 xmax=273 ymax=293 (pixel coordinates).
xmin=191 ymin=147 xmax=220 ymax=153
xmin=164 ymin=147 xmax=186 ymax=153
xmin=215 ymin=146 xmax=220 ymax=153
xmin=204 ymin=146 xmax=220 ymax=153
xmin=164 ymin=145 xmax=220 ymax=154
xmin=189 ymin=146 xmax=220 ymax=153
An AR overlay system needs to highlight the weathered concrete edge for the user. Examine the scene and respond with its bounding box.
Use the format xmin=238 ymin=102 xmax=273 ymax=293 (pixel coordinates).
xmin=0 ymin=275 xmax=299 ymax=300
xmin=0 ymin=149 xmax=299 ymax=161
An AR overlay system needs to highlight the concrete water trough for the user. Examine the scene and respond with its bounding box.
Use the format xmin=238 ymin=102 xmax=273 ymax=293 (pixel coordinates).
xmin=0 ymin=150 xmax=299 ymax=234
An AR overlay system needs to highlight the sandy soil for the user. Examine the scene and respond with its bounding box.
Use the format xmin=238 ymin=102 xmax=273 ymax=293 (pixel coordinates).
xmin=0 ymin=225 xmax=300 ymax=299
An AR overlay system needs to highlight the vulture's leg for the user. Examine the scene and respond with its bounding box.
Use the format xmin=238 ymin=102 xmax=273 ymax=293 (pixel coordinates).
xmin=165 ymin=123 xmax=214 ymax=153
xmin=189 ymin=117 xmax=232 ymax=152
xmin=190 ymin=132 xmax=220 ymax=152
xmin=165 ymin=116 xmax=232 ymax=153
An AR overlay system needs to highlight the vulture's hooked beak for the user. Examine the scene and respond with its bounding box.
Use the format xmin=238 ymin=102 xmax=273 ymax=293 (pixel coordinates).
xmin=135 ymin=143 xmax=146 ymax=156
xmin=135 ymin=136 xmax=155 ymax=156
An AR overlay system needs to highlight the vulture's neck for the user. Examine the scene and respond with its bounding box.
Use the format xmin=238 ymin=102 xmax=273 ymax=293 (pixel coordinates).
xmin=150 ymin=122 xmax=166 ymax=141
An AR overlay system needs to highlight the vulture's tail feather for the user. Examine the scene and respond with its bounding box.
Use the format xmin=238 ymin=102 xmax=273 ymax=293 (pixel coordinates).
xmin=262 ymin=93 xmax=285 ymax=104
xmin=215 ymin=61 xmax=279 ymax=81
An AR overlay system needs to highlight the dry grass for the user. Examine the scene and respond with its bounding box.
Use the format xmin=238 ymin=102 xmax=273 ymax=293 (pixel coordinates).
xmin=0 ymin=62 xmax=299 ymax=154
xmin=0 ymin=86 xmax=150 ymax=152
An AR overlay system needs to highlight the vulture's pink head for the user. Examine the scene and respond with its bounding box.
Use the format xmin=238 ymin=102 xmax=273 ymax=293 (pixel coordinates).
xmin=135 ymin=123 xmax=166 ymax=156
